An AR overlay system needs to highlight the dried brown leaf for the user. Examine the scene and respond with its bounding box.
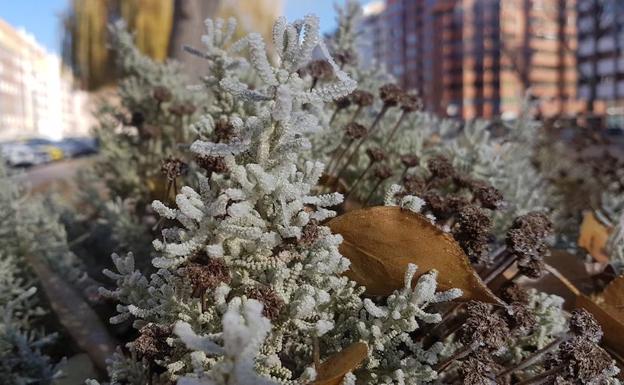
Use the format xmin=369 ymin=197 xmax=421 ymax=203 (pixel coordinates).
xmin=327 ymin=206 xmax=502 ymax=304
xmin=578 ymin=211 xmax=611 ymax=262
xmin=601 ymin=275 xmax=624 ymax=323
xmin=310 ymin=342 xmax=368 ymax=385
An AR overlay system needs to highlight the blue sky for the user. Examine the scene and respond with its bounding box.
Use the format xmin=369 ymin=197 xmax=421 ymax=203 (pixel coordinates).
xmin=0 ymin=0 xmax=365 ymax=54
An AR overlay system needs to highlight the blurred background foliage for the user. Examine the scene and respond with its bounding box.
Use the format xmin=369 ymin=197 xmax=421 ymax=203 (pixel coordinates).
xmin=62 ymin=0 xmax=281 ymax=90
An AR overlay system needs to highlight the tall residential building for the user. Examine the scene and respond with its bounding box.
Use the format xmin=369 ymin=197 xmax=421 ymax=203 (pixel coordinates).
xmin=576 ymin=0 xmax=624 ymax=113
xmin=358 ymin=1 xmax=387 ymax=68
xmin=0 ymin=18 xmax=92 ymax=141
xmin=361 ymin=0 xmax=580 ymax=120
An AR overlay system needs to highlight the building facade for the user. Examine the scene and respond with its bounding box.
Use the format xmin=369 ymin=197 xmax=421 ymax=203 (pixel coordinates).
xmin=0 ymin=19 xmax=91 ymax=141
xmin=361 ymin=0 xmax=581 ymax=120
xmin=576 ymin=0 xmax=624 ymax=114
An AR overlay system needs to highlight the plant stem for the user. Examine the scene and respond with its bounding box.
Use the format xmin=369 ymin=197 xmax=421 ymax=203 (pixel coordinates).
xmin=515 ymin=365 xmax=563 ymax=385
xmin=335 ymin=106 xmax=389 ymax=181
xmin=483 ymin=253 xmax=516 ymax=284
xmin=345 ymin=162 xmax=373 ymax=200
xmin=434 ymin=342 xmax=476 ymax=373
xmin=364 ymin=179 xmax=384 ymax=205
xmin=384 ymin=111 xmax=407 ymax=146
xmin=497 ymin=338 xmax=562 ymax=379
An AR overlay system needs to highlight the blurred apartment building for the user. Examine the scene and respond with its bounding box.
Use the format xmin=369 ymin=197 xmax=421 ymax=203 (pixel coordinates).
xmin=360 ymin=0 xmax=581 ymax=120
xmin=0 ymin=19 xmax=92 ymax=141
xmin=576 ymin=0 xmax=624 ymax=115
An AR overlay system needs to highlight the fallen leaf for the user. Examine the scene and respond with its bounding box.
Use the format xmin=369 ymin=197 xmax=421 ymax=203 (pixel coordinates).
xmin=310 ymin=342 xmax=368 ymax=385
xmin=576 ymin=294 xmax=624 ymax=358
xmin=600 ymin=275 xmax=624 ymax=323
xmin=327 ymin=206 xmax=502 ymax=304
xmin=578 ymin=211 xmax=611 ymax=262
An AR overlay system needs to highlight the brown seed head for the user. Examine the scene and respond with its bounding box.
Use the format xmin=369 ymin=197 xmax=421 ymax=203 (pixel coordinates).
xmin=152 ymin=86 xmax=172 ymax=103
xmin=427 ymin=155 xmax=455 ymax=180
xmin=335 ymin=96 xmax=351 ymax=110
xmin=400 ymin=93 xmax=421 ymax=112
xmin=196 ymin=155 xmax=228 ymax=174
xmin=453 ymin=205 xmax=492 ymax=263
xmin=548 ymin=337 xmax=615 ymax=383
xmin=350 ymin=90 xmax=374 ymax=107
xmin=458 ymin=351 xmax=501 ymax=385
xmin=246 ymin=286 xmax=284 ymax=321
xmin=499 ymin=282 xmax=529 ymax=304
xmin=344 ymin=122 xmax=367 ymax=140
xmin=569 ymin=308 xmax=603 ymax=343
xmin=379 ymin=84 xmax=404 ymax=106
xmin=505 ymin=302 xmax=537 ymax=335
xmin=459 ymin=301 xmax=510 ymax=350
xmin=184 ymin=258 xmax=231 ymax=295
xmin=473 ymin=184 xmax=504 ymax=210
xmin=403 ymin=174 xmax=426 ymax=195
xmin=161 ymin=157 xmax=189 ymax=181
xmin=366 ymin=147 xmax=386 ymax=163
xmin=214 ymin=119 xmax=236 ymax=143
xmin=400 ymin=154 xmax=420 ymax=168
xmin=133 ymin=323 xmax=172 ymax=359
xmin=308 ymin=60 xmax=334 ymax=79
xmin=373 ymin=165 xmax=393 ymax=180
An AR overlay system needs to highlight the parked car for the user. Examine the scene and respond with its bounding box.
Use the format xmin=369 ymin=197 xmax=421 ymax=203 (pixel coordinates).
xmin=24 ymin=138 xmax=64 ymax=161
xmin=56 ymin=137 xmax=98 ymax=158
xmin=0 ymin=141 xmax=50 ymax=167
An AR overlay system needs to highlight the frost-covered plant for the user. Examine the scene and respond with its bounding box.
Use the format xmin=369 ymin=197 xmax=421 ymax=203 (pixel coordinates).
xmin=0 ymin=160 xmax=81 ymax=383
xmin=94 ymin=14 xmax=464 ymax=385
xmin=310 ymin=1 xmax=553 ymax=242
xmin=69 ymin=23 xmax=207 ymax=267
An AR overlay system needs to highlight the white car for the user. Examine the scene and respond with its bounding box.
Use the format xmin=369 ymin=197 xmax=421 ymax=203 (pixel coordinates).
xmin=1 ymin=142 xmax=50 ymax=167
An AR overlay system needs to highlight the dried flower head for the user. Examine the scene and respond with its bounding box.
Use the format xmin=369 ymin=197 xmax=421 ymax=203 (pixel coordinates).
xmin=499 ymin=281 xmax=529 ymax=304
xmin=161 ymin=156 xmax=189 ymax=181
xmin=333 ymin=49 xmax=356 ymax=67
xmin=184 ymin=258 xmax=231 ymax=296
xmin=335 ymin=96 xmax=351 ymax=110
xmin=459 ymin=301 xmax=510 ymax=350
xmin=152 ymin=86 xmax=172 ymax=103
xmin=378 ymin=83 xmax=404 ymax=107
xmin=403 ymin=174 xmax=426 ymax=195
xmin=350 ymin=89 xmax=374 ymax=107
xmin=506 ymin=212 xmax=553 ymax=278
xmin=214 ymin=118 xmax=236 ymax=143
xmin=169 ymin=102 xmax=196 ymax=116
xmin=307 ymin=60 xmax=334 ymax=80
xmin=133 ymin=323 xmax=172 ymax=359
xmin=366 ymin=148 xmax=386 ymax=163
xmin=473 ymin=183 xmax=504 ymax=210
xmin=400 ymin=93 xmax=421 ymax=112
xmin=196 ymin=155 xmax=228 ymax=174
xmin=458 ymin=352 xmax=501 ymax=385
xmin=246 ymin=286 xmax=284 ymax=321
xmin=427 ymin=155 xmax=455 ymax=180
xmin=400 ymin=154 xmax=420 ymax=168
xmin=504 ymin=302 xmax=537 ymax=335
xmin=344 ymin=122 xmax=367 ymax=140
xmin=548 ymin=336 xmax=615 ymax=383
xmin=299 ymin=221 xmax=320 ymax=247
xmin=453 ymin=205 xmax=492 ymax=263
xmin=568 ymin=309 xmax=603 ymax=343
xmin=373 ymin=165 xmax=393 ymax=180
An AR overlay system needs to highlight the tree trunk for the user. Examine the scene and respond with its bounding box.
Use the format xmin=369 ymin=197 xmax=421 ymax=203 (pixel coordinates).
xmin=168 ymin=0 xmax=222 ymax=77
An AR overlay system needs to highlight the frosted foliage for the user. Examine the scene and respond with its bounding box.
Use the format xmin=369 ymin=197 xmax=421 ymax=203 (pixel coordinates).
xmin=175 ymin=299 xmax=277 ymax=385
xmin=0 ymin=160 xmax=66 ymax=383
xmin=310 ymin=1 xmax=551 ymax=239
xmin=99 ymin=15 xmax=460 ymax=385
